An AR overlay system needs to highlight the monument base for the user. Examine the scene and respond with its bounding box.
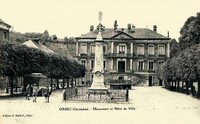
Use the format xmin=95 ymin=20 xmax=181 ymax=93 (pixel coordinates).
xmin=87 ymin=83 xmax=109 ymax=101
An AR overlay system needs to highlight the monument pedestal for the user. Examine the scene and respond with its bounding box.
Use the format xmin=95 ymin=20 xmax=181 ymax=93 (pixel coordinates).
xmin=87 ymin=87 xmax=109 ymax=101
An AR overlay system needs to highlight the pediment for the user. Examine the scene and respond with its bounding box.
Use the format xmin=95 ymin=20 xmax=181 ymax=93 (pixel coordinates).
xmin=111 ymin=32 xmax=134 ymax=39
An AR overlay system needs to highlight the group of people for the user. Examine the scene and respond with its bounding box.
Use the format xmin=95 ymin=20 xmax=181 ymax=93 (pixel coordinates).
xmin=26 ymin=84 xmax=52 ymax=103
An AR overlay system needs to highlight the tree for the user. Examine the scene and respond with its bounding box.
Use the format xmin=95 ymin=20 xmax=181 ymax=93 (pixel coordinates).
xmin=170 ymin=39 xmax=180 ymax=58
xmin=9 ymin=32 xmax=43 ymax=43
xmin=158 ymin=44 xmax=200 ymax=97
xmin=39 ymin=30 xmax=49 ymax=44
xmin=0 ymin=43 xmax=32 ymax=94
xmin=63 ymin=36 xmax=75 ymax=44
xmin=23 ymin=32 xmax=43 ymax=39
xmin=179 ymin=13 xmax=200 ymax=50
xmin=64 ymin=36 xmax=68 ymax=43
xmin=0 ymin=41 xmax=85 ymax=94
xmin=50 ymin=35 xmax=57 ymax=42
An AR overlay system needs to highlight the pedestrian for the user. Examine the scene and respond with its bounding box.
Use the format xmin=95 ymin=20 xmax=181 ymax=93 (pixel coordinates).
xmin=49 ymin=85 xmax=52 ymax=95
xmin=62 ymin=89 xmax=66 ymax=101
xmin=44 ymin=85 xmax=51 ymax=103
xmin=25 ymin=84 xmax=31 ymax=100
xmin=32 ymin=83 xmax=39 ymax=102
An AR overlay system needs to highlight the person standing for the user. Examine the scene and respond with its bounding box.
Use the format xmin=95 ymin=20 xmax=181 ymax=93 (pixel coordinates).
xmin=32 ymin=83 xmax=39 ymax=102
xmin=25 ymin=84 xmax=31 ymax=100
xmin=44 ymin=85 xmax=51 ymax=103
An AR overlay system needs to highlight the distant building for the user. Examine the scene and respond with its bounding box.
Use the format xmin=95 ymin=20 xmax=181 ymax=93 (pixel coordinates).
xmin=76 ymin=21 xmax=171 ymax=86
xmin=23 ymin=39 xmax=55 ymax=54
xmin=0 ymin=18 xmax=11 ymax=40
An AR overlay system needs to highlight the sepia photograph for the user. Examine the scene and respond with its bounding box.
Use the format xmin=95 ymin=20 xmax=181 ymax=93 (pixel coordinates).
xmin=0 ymin=0 xmax=200 ymax=124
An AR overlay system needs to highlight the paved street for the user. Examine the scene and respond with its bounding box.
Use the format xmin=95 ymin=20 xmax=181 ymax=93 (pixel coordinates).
xmin=0 ymin=87 xmax=200 ymax=124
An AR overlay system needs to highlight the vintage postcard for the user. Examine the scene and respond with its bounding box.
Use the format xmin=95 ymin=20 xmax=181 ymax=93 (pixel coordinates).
xmin=0 ymin=0 xmax=200 ymax=124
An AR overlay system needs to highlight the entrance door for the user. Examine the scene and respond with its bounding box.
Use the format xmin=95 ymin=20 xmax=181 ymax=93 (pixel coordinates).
xmin=118 ymin=61 xmax=125 ymax=72
xmin=149 ymin=76 xmax=153 ymax=86
xmin=159 ymin=79 xmax=162 ymax=86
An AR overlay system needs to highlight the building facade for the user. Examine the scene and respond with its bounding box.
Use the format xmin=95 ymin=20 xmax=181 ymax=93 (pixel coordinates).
xmin=0 ymin=18 xmax=11 ymax=41
xmin=76 ymin=22 xmax=170 ymax=86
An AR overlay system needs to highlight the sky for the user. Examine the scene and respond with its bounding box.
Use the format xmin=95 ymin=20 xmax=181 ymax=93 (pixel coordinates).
xmin=0 ymin=0 xmax=200 ymax=40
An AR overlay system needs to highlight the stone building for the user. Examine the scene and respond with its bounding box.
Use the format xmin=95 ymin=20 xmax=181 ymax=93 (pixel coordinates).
xmin=0 ymin=18 xmax=11 ymax=41
xmin=75 ymin=21 xmax=170 ymax=86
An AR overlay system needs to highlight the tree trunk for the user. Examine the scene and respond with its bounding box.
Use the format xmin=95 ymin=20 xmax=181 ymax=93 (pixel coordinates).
xmin=50 ymin=78 xmax=53 ymax=87
xmin=62 ymin=79 xmax=65 ymax=89
xmin=197 ymin=80 xmax=200 ymax=98
xmin=6 ymin=77 xmax=9 ymax=93
xmin=56 ymin=79 xmax=59 ymax=89
xmin=9 ymin=76 xmax=14 ymax=95
xmin=190 ymin=82 xmax=195 ymax=96
xmin=74 ymin=78 xmax=77 ymax=87
xmin=15 ymin=78 xmax=18 ymax=92
xmin=71 ymin=78 xmax=74 ymax=87
xmin=175 ymin=81 xmax=177 ymax=91
xmin=165 ymin=81 xmax=167 ymax=88
xmin=182 ymin=81 xmax=184 ymax=93
xmin=186 ymin=81 xmax=189 ymax=95
xmin=177 ymin=80 xmax=180 ymax=92
xmin=67 ymin=78 xmax=69 ymax=87
xmin=23 ymin=76 xmax=27 ymax=93
xmin=171 ymin=81 xmax=173 ymax=90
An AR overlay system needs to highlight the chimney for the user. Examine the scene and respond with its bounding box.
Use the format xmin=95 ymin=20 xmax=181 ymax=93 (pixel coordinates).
xmin=167 ymin=31 xmax=169 ymax=38
xmin=90 ymin=25 xmax=94 ymax=31
xmin=127 ymin=24 xmax=131 ymax=32
xmin=153 ymin=25 xmax=157 ymax=32
xmin=114 ymin=20 xmax=118 ymax=32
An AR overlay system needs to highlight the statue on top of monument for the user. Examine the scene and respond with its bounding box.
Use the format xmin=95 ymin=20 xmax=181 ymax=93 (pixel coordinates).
xmin=98 ymin=11 xmax=103 ymax=23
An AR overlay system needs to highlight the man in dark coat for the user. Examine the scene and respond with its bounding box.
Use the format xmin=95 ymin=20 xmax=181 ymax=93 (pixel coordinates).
xmin=25 ymin=84 xmax=31 ymax=100
xmin=44 ymin=85 xmax=51 ymax=103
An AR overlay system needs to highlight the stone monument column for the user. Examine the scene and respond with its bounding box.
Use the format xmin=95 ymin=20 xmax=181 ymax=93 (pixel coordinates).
xmin=90 ymin=11 xmax=107 ymax=89
xmin=91 ymin=27 xmax=105 ymax=88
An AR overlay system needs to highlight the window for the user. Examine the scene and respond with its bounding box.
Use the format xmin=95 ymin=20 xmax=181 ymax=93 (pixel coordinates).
xmin=81 ymin=60 xmax=86 ymax=67
xmin=148 ymin=44 xmax=154 ymax=55
xmin=91 ymin=75 xmax=94 ymax=82
xmin=137 ymin=44 xmax=144 ymax=55
xmin=159 ymin=45 xmax=165 ymax=55
xmin=81 ymin=43 xmax=87 ymax=54
xmin=91 ymin=60 xmax=94 ymax=69
xmin=149 ymin=62 xmax=154 ymax=71
xmin=159 ymin=61 xmax=164 ymax=65
xmin=138 ymin=61 xmax=144 ymax=70
xmin=103 ymin=60 xmax=106 ymax=69
xmin=118 ymin=76 xmax=124 ymax=80
xmin=119 ymin=45 xmax=125 ymax=54
xmin=91 ymin=45 xmax=95 ymax=54
xmin=3 ymin=31 xmax=7 ymax=39
xmin=103 ymin=45 xmax=107 ymax=54
xmin=118 ymin=61 xmax=125 ymax=72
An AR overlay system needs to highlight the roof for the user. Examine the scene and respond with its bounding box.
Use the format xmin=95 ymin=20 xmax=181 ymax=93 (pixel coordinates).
xmin=23 ymin=40 xmax=55 ymax=54
xmin=23 ymin=40 xmax=39 ymax=49
xmin=0 ymin=18 xmax=5 ymax=23
xmin=77 ymin=28 xmax=170 ymax=40
xmin=0 ymin=18 xmax=11 ymax=30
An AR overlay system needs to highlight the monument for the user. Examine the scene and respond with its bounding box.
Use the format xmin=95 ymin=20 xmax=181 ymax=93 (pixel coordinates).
xmin=88 ymin=12 xmax=109 ymax=100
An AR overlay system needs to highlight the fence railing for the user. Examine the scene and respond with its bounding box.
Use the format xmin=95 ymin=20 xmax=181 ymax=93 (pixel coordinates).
xmin=63 ymin=87 xmax=129 ymax=102
xmin=63 ymin=87 xmax=78 ymax=100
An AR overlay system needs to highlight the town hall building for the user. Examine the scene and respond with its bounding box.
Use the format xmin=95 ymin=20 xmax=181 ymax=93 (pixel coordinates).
xmin=75 ymin=21 xmax=170 ymax=86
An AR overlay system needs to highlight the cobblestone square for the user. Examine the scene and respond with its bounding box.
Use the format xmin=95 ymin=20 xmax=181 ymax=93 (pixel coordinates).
xmin=0 ymin=87 xmax=200 ymax=124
